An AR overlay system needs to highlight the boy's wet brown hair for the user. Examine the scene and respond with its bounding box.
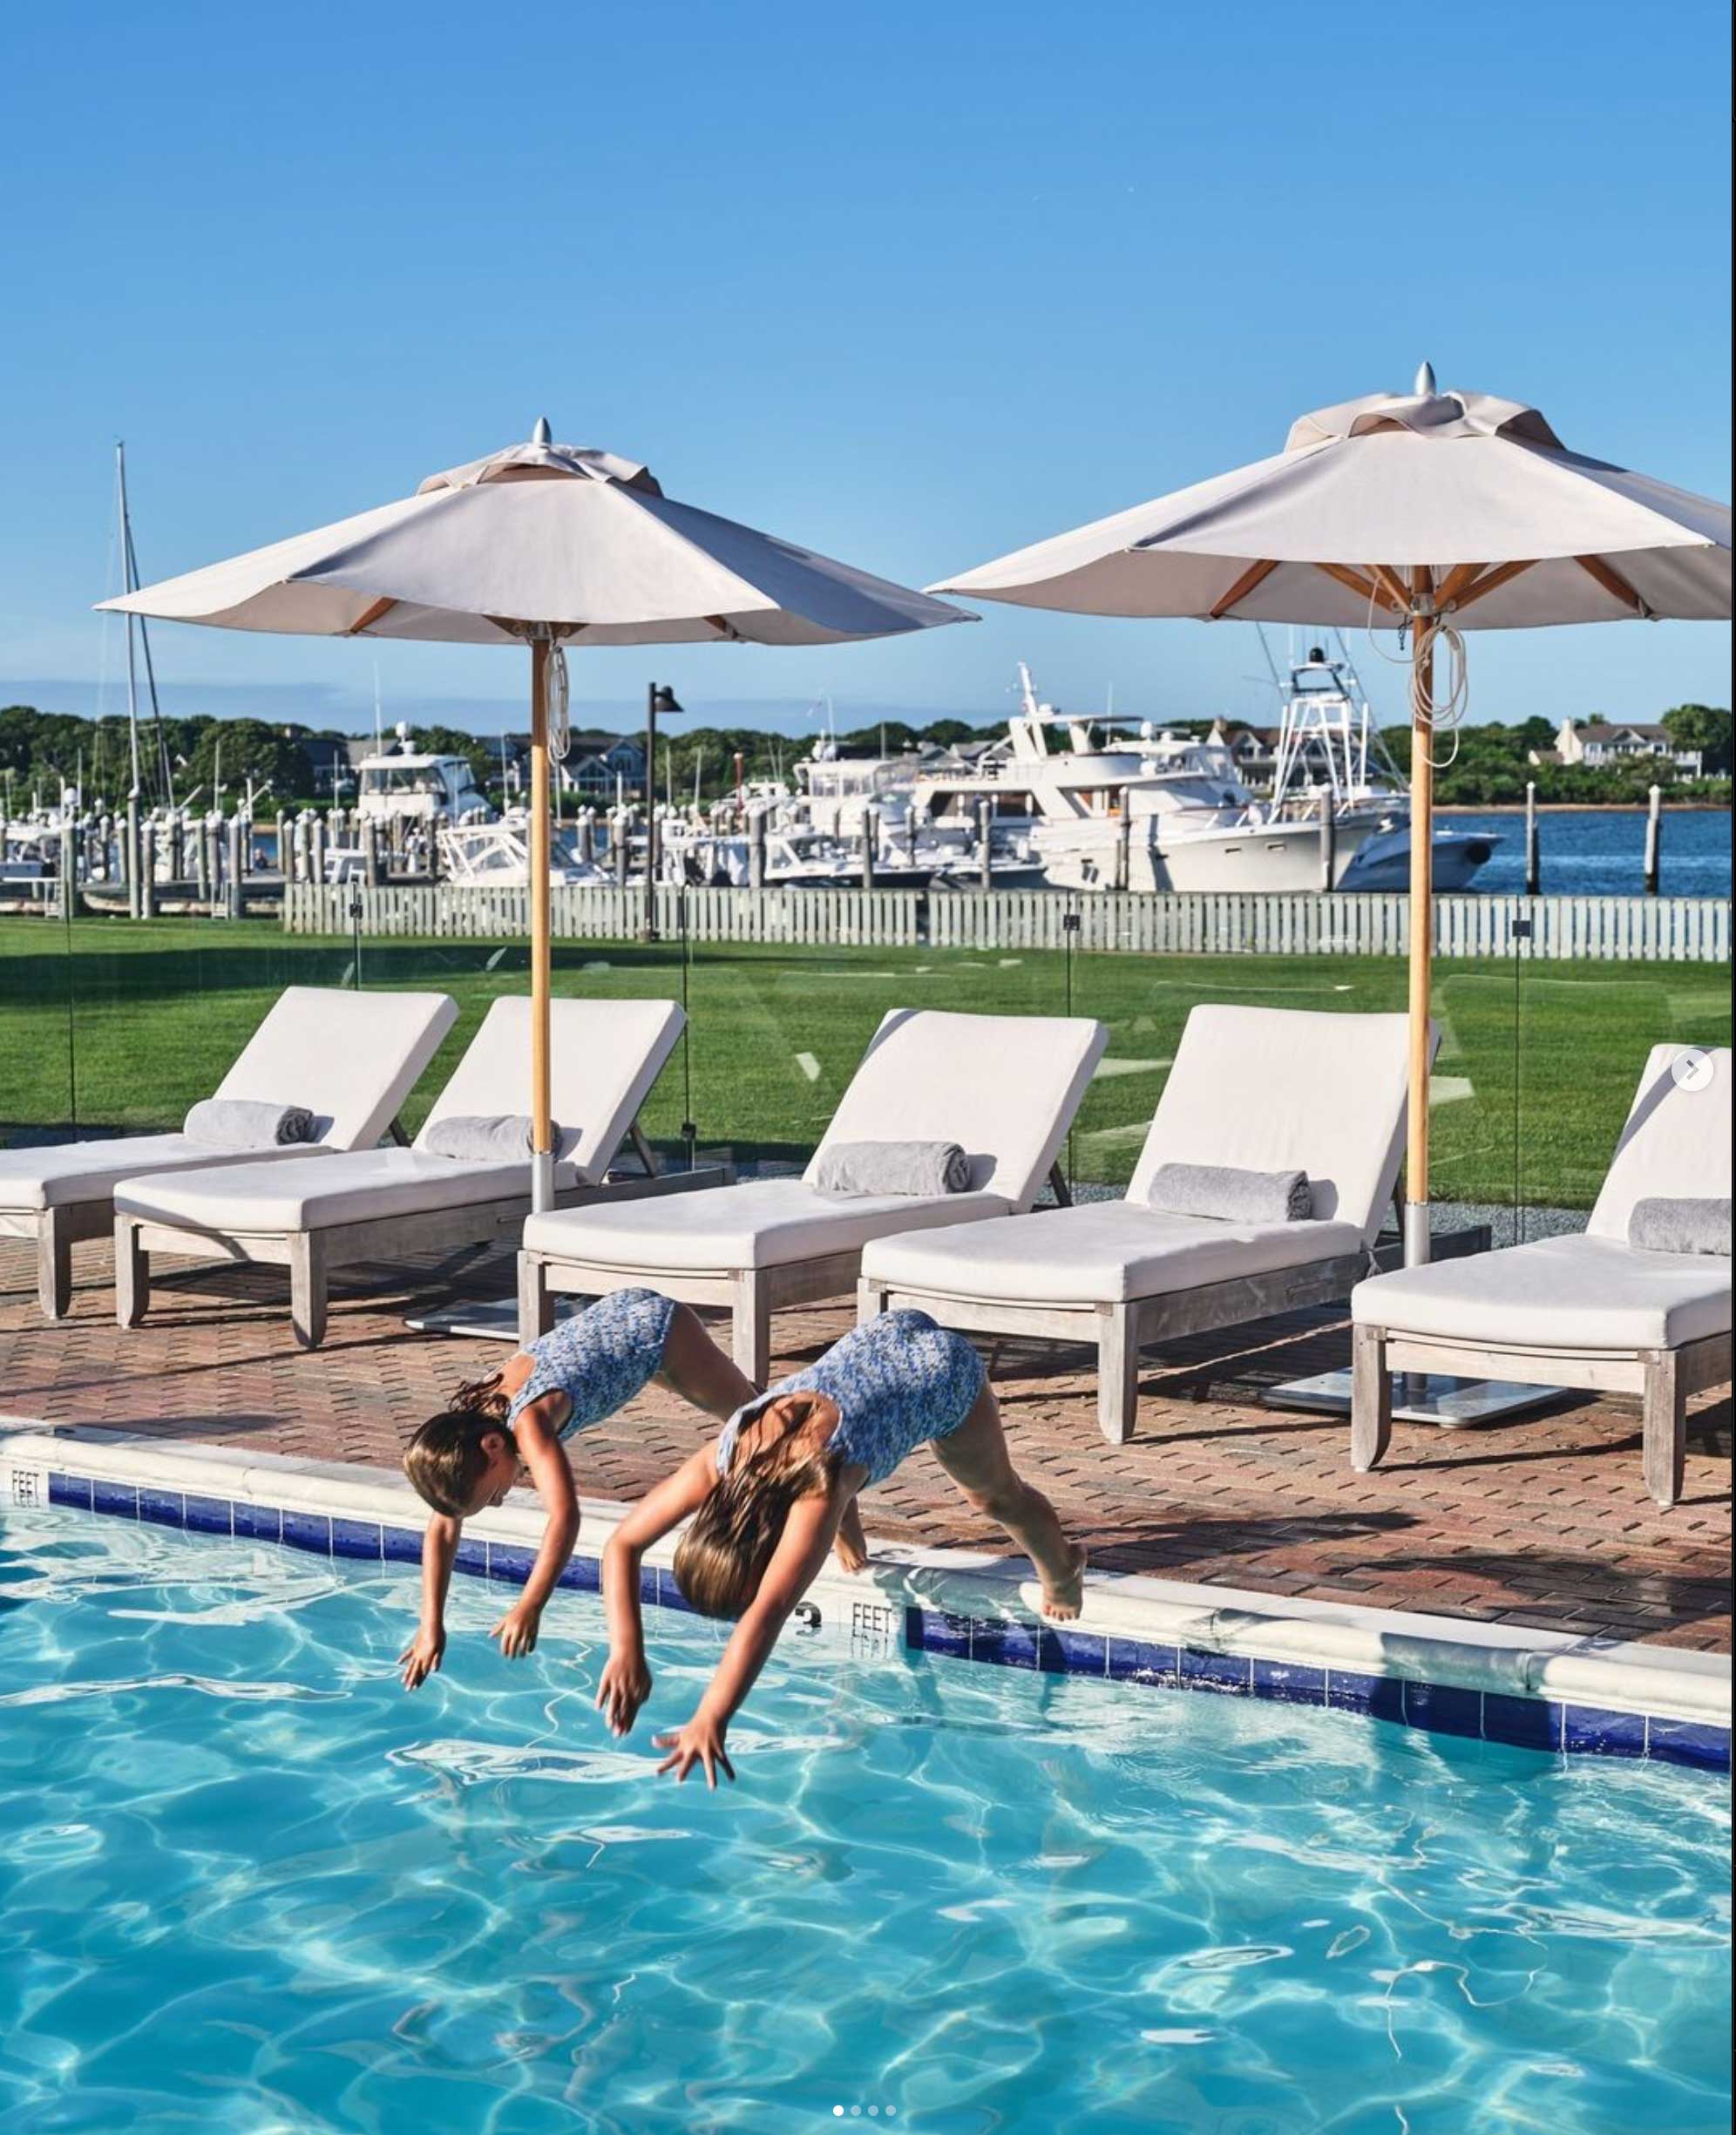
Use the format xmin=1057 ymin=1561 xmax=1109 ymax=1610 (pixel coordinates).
xmin=672 ymin=1402 xmax=837 ymax=1619
xmin=403 ymin=1408 xmax=517 ymax=1518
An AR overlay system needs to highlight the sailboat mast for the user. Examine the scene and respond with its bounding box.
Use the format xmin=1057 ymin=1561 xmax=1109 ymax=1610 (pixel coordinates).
xmin=117 ymin=443 xmax=142 ymax=801
xmin=116 ymin=441 xmax=175 ymax=808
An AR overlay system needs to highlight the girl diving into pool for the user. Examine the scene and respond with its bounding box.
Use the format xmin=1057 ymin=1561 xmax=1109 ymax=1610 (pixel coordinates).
xmin=598 ymin=1307 xmax=1088 ymax=1787
xmin=397 ymin=1289 xmax=757 ymax=1691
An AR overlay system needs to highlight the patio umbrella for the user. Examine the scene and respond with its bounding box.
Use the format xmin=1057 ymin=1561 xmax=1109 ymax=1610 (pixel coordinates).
xmin=932 ymin=365 xmax=1731 ymax=1264
xmin=101 ymin=422 xmax=971 ymax=1209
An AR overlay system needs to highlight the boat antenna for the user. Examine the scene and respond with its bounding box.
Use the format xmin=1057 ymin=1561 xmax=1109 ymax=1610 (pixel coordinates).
xmin=1253 ymin=623 xmax=1285 ymax=695
xmin=374 ymin=662 xmax=383 ymax=756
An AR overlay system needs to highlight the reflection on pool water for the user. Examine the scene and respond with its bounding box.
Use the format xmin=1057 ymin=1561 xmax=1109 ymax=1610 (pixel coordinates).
xmin=0 ymin=1509 xmax=1728 ymax=2135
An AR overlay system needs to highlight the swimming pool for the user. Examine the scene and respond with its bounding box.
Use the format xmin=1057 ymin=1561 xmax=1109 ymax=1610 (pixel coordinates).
xmin=1 ymin=1507 xmax=1728 ymax=2135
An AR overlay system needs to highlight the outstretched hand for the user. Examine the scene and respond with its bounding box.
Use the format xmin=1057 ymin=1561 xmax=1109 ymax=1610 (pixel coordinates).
xmin=654 ymin=1712 xmax=736 ymax=1787
xmin=596 ymin=1648 xmax=653 ymax=1737
xmin=492 ymin=1603 xmax=542 ymax=1660
xmin=398 ymin=1625 xmax=445 ymax=1691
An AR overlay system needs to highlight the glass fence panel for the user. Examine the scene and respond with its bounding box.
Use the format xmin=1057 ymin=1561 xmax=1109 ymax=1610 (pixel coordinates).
xmin=1 ymin=900 xmax=78 ymax=1140
xmin=684 ymin=880 xmax=1072 ymax=1187
xmin=1510 ymin=935 xmax=1731 ymax=1242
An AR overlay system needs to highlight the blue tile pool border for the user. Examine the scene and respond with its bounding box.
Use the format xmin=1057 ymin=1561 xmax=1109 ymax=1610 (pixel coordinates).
xmin=19 ymin=1465 xmax=1732 ymax=1775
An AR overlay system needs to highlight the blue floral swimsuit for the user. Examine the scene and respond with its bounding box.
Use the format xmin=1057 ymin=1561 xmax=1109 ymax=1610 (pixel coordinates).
xmin=507 ymin=1288 xmax=677 ymax=1437
xmin=715 ymin=1310 xmax=985 ymax=1488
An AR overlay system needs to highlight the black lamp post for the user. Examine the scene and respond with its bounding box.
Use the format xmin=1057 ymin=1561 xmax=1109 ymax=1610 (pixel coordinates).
xmin=643 ymin=681 xmax=685 ymax=939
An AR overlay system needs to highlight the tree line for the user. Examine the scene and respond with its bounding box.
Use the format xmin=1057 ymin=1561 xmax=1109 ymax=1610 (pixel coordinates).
xmin=3 ymin=700 xmax=1726 ymax=814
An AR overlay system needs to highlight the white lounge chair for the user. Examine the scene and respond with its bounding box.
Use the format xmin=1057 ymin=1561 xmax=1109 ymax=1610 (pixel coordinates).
xmin=517 ymin=1007 xmax=1109 ymax=1379
xmin=858 ymin=1005 xmax=1424 ymax=1445
xmin=110 ymin=996 xmax=694 ymax=1349
xmin=1 ymin=986 xmax=458 ymax=1321
xmin=1352 ymin=1044 xmax=1732 ymax=1510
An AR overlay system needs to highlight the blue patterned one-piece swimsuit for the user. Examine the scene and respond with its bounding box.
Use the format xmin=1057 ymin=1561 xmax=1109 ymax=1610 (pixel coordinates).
xmin=508 ymin=1288 xmax=677 ymax=1436
xmin=715 ymin=1310 xmax=985 ymax=1488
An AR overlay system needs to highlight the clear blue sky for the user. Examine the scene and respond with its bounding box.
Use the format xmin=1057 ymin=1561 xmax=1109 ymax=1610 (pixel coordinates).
xmin=2 ymin=0 xmax=1729 ymax=737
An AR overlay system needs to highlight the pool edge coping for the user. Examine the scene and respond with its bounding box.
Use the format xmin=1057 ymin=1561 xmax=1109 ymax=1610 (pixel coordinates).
xmin=2 ymin=1417 xmax=1727 ymax=1771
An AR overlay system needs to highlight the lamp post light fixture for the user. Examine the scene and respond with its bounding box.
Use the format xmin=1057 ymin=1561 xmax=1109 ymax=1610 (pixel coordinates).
xmin=643 ymin=681 xmax=685 ymax=939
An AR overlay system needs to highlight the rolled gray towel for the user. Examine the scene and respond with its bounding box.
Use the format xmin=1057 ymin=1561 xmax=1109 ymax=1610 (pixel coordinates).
xmin=1147 ymin=1161 xmax=1313 ymax=1223
xmin=1628 ymin=1197 xmax=1731 ymax=1257
xmin=811 ymin=1139 xmax=973 ymax=1197
xmin=422 ymin=1114 xmax=562 ymax=1162
xmin=184 ymin=1098 xmax=315 ymax=1149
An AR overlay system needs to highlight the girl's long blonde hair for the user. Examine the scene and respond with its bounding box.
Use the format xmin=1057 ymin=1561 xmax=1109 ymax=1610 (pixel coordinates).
xmin=674 ymin=1403 xmax=837 ymax=1620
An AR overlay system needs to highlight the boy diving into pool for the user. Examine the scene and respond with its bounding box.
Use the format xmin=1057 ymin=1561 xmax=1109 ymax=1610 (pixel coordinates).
xmin=397 ymin=1290 xmax=757 ymax=1690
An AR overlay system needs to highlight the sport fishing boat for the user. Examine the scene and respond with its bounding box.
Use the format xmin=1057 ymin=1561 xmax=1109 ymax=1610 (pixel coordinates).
xmin=1255 ymin=639 xmax=1498 ymax=891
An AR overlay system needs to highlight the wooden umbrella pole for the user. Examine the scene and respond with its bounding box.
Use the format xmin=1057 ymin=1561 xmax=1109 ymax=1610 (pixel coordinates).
xmin=528 ymin=637 xmax=555 ymax=1213
xmin=1404 ymin=567 xmax=1435 ymax=1267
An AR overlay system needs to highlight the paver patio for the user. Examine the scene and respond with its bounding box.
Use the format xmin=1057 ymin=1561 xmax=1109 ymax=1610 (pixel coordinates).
xmin=3 ymin=1235 xmax=1728 ymax=1652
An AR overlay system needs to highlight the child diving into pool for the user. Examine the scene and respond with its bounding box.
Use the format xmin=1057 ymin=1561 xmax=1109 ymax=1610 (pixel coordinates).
xmin=397 ymin=1289 xmax=760 ymax=1691
xmin=597 ymin=1308 xmax=1088 ymax=1787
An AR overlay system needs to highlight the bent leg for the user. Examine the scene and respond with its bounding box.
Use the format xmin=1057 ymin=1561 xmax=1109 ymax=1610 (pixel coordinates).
xmin=930 ymin=1382 xmax=1087 ymax=1619
xmin=656 ymin=1301 xmax=760 ymax=1420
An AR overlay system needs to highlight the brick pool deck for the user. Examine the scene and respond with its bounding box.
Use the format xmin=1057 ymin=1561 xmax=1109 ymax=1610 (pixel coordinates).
xmin=3 ymin=1236 xmax=1729 ymax=1653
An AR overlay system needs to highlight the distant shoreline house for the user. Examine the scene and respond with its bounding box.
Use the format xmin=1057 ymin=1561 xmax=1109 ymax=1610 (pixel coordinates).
xmin=1535 ymin=718 xmax=1705 ymax=776
xmin=1209 ymin=720 xmax=1281 ymax=790
xmin=497 ymin=730 xmax=646 ymax=802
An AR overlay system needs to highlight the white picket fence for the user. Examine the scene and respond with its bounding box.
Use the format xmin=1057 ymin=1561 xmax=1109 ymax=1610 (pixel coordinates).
xmin=928 ymin=890 xmax=1732 ymax=961
xmin=280 ymin=882 xmax=1730 ymax=962
xmin=281 ymin=881 xmax=925 ymax=946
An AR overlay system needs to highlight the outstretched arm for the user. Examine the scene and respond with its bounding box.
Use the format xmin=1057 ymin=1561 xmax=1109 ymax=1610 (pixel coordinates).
xmin=654 ymin=1490 xmax=844 ymax=1786
xmin=492 ymin=1406 xmax=580 ymax=1659
xmin=401 ymin=1512 xmax=461 ymax=1689
xmin=596 ymin=1444 xmax=720 ymax=1735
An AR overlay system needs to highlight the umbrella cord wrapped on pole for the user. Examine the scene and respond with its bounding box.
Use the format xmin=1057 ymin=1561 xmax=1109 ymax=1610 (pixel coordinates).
xmin=1364 ymin=598 xmax=1472 ymax=771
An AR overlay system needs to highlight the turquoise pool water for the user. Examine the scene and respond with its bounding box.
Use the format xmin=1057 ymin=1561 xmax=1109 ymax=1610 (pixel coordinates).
xmin=1 ymin=1508 xmax=1728 ymax=2135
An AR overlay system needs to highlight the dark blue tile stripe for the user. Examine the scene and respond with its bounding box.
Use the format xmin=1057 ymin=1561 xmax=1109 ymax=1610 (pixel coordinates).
xmin=38 ymin=1473 xmax=1731 ymax=1773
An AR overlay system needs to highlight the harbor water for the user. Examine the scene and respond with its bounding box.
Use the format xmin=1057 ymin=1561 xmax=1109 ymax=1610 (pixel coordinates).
xmin=1442 ymin=808 xmax=1731 ymax=898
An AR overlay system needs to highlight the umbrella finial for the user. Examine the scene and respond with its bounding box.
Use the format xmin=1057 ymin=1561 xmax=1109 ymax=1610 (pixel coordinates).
xmin=532 ymin=416 xmax=552 ymax=445
xmin=1414 ymin=361 xmax=1436 ymax=396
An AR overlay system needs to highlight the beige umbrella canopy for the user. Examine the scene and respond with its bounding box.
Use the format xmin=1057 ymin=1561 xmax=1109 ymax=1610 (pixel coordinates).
xmin=104 ymin=422 xmax=972 ymax=1207
xmin=932 ymin=365 xmax=1732 ymax=1262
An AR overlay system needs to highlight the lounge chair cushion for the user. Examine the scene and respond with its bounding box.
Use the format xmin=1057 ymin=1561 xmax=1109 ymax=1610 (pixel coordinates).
xmin=523 ymin=1177 xmax=1013 ymax=1275
xmin=184 ymin=1099 xmax=315 ymax=1149
xmin=412 ymin=996 xmax=682 ymax=1180
xmin=210 ymin=986 xmax=457 ymax=1149
xmin=1352 ymin=1231 xmax=1732 ymax=1352
xmin=861 ymin=1199 xmax=1366 ymax=1305
xmin=802 ymin=1010 xmax=1106 ymax=1209
xmin=114 ymin=1148 xmax=585 ymax=1235
xmin=1147 ymin=1162 xmax=1313 ymax=1224
xmin=1128 ymin=1004 xmax=1423 ymax=1246
xmin=1589 ymin=1046 xmax=1732 ymax=1241
xmin=0 ymin=1135 xmax=327 ymax=1215
xmin=811 ymin=1141 xmax=973 ymax=1197
xmin=0 ymin=986 xmax=458 ymax=1217
xmin=1629 ymin=1197 xmax=1731 ymax=1257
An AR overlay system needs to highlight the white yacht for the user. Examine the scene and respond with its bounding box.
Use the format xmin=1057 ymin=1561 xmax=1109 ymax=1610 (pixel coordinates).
xmin=793 ymin=735 xmax=1043 ymax=885
xmin=437 ymin=816 xmax=607 ymax=888
xmin=889 ymin=668 xmax=1332 ymax=892
xmin=356 ymin=724 xmax=495 ymax=829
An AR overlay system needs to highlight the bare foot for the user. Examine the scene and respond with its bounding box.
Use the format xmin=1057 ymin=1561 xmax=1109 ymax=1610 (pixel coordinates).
xmin=1039 ymin=1543 xmax=1088 ymax=1622
xmin=834 ymin=1503 xmax=869 ymax=1576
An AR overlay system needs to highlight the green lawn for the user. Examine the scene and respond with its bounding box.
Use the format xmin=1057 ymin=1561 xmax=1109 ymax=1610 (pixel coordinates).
xmin=3 ymin=916 xmax=1726 ymax=1208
